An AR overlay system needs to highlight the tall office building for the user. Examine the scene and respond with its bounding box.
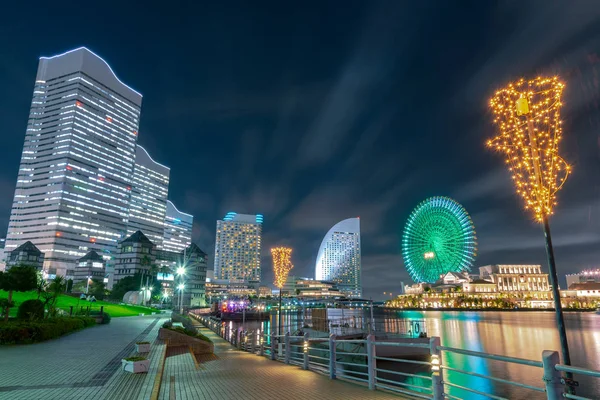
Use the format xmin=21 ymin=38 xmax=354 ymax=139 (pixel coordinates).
xmin=163 ymin=200 xmax=193 ymax=253
xmin=127 ymin=145 xmax=170 ymax=248
xmin=5 ymin=47 xmax=142 ymax=276
xmin=214 ymin=212 xmax=263 ymax=281
xmin=315 ymin=217 xmax=362 ymax=298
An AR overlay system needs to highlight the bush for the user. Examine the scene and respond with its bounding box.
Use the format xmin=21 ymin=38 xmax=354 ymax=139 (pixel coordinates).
xmin=167 ymin=326 xmax=212 ymax=343
xmin=124 ymin=356 xmax=147 ymax=362
xmin=17 ymin=299 xmax=45 ymax=321
xmin=89 ymin=311 xmax=111 ymax=324
xmin=162 ymin=320 xmax=173 ymax=329
xmin=0 ymin=317 xmax=96 ymax=344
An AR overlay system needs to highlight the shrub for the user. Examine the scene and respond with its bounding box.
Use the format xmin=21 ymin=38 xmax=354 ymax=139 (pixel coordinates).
xmin=124 ymin=356 xmax=147 ymax=362
xmin=0 ymin=317 xmax=95 ymax=345
xmin=162 ymin=320 xmax=173 ymax=329
xmin=167 ymin=326 xmax=212 ymax=343
xmin=89 ymin=311 xmax=111 ymax=324
xmin=17 ymin=299 xmax=45 ymax=321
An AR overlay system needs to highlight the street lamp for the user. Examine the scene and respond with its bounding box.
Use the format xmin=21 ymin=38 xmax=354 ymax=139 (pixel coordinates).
xmin=487 ymin=77 xmax=573 ymax=374
xmin=178 ymin=283 xmax=185 ymax=314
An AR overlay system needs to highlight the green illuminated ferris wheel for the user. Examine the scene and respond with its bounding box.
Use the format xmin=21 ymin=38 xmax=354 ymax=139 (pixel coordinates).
xmin=402 ymin=196 xmax=477 ymax=283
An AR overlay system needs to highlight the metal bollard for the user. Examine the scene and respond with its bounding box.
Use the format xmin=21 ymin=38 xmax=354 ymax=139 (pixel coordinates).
xmin=284 ymin=332 xmax=291 ymax=364
xmin=367 ymin=334 xmax=375 ymax=390
xmin=270 ymin=333 xmax=276 ymax=360
xmin=430 ymin=337 xmax=443 ymax=400
xmin=329 ymin=334 xmax=337 ymax=379
xmin=303 ymin=332 xmax=310 ymax=370
xmin=542 ymin=350 xmax=563 ymax=400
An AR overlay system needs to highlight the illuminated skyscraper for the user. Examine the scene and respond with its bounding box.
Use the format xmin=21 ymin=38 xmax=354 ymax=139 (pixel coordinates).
xmin=315 ymin=217 xmax=362 ymax=298
xmin=163 ymin=200 xmax=193 ymax=253
xmin=5 ymin=47 xmax=142 ymax=276
xmin=127 ymin=145 xmax=170 ymax=248
xmin=214 ymin=212 xmax=263 ymax=281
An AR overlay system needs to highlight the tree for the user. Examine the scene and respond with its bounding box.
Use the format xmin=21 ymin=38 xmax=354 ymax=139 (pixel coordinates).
xmin=88 ymin=279 xmax=106 ymax=300
xmin=0 ymin=265 xmax=39 ymax=321
xmin=109 ymin=272 xmax=144 ymax=301
xmin=40 ymin=276 xmax=66 ymax=318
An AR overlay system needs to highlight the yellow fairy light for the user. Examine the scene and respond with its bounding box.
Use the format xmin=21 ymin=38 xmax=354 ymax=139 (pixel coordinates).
xmin=271 ymin=247 xmax=294 ymax=289
xmin=486 ymin=76 xmax=571 ymax=222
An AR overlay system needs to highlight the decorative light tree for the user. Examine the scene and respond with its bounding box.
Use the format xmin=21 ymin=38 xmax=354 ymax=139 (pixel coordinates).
xmin=271 ymin=247 xmax=294 ymax=335
xmin=487 ymin=76 xmax=572 ymax=368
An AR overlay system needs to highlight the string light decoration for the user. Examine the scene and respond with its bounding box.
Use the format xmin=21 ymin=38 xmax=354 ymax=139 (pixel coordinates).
xmin=487 ymin=76 xmax=571 ymax=222
xmin=486 ymin=76 xmax=575 ymax=376
xmin=271 ymin=247 xmax=294 ymax=289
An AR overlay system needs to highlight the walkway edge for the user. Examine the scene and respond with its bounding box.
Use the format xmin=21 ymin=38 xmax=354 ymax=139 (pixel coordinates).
xmin=150 ymin=339 xmax=168 ymax=400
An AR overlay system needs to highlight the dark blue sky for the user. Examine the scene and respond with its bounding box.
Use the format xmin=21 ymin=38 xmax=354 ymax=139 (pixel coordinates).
xmin=1 ymin=1 xmax=599 ymax=298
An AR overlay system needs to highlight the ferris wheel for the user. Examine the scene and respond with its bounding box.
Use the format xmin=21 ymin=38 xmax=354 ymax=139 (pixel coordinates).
xmin=402 ymin=196 xmax=477 ymax=283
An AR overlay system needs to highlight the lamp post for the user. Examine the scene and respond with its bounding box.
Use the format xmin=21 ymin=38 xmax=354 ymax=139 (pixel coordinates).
xmin=487 ymin=77 xmax=574 ymax=389
xmin=176 ymin=266 xmax=186 ymax=314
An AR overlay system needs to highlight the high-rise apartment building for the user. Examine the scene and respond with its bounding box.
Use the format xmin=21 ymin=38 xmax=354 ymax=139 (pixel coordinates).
xmin=127 ymin=145 xmax=170 ymax=248
xmin=214 ymin=212 xmax=263 ymax=281
xmin=315 ymin=217 xmax=362 ymax=298
xmin=163 ymin=201 xmax=193 ymax=253
xmin=5 ymin=47 xmax=142 ymax=276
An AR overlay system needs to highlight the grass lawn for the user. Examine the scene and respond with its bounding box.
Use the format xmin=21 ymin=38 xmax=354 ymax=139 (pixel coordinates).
xmin=0 ymin=291 xmax=162 ymax=318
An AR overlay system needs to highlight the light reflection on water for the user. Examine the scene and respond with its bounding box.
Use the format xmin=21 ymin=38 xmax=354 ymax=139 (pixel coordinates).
xmin=223 ymin=310 xmax=600 ymax=398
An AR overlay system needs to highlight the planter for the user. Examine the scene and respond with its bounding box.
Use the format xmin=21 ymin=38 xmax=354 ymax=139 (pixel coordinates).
xmin=122 ymin=359 xmax=150 ymax=373
xmin=135 ymin=343 xmax=151 ymax=353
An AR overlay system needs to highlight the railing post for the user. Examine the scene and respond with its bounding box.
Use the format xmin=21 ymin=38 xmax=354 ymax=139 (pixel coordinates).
xmin=260 ymin=332 xmax=265 ymax=356
xmin=329 ymin=334 xmax=337 ymax=380
xmin=250 ymin=331 xmax=255 ymax=354
xmin=270 ymin=332 xmax=276 ymax=360
xmin=237 ymin=328 xmax=242 ymax=349
xmin=303 ymin=332 xmax=309 ymax=370
xmin=430 ymin=337 xmax=443 ymax=400
xmin=367 ymin=334 xmax=376 ymax=390
xmin=542 ymin=350 xmax=563 ymax=400
xmin=284 ymin=332 xmax=291 ymax=364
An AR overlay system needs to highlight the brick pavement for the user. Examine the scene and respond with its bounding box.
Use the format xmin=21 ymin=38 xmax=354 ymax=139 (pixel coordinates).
xmin=158 ymin=325 xmax=404 ymax=400
xmin=0 ymin=314 xmax=168 ymax=400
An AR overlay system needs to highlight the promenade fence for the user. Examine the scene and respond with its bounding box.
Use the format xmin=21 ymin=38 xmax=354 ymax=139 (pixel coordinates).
xmin=192 ymin=314 xmax=600 ymax=400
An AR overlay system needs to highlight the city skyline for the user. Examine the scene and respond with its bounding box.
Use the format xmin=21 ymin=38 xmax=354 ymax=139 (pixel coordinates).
xmin=1 ymin=2 xmax=600 ymax=298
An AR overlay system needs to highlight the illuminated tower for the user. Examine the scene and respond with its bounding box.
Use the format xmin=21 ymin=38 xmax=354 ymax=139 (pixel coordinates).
xmin=127 ymin=145 xmax=170 ymax=248
xmin=214 ymin=212 xmax=263 ymax=281
xmin=5 ymin=47 xmax=142 ymax=277
xmin=315 ymin=217 xmax=361 ymax=298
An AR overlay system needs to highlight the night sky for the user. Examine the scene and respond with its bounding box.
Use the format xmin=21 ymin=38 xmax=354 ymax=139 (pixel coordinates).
xmin=1 ymin=1 xmax=599 ymax=299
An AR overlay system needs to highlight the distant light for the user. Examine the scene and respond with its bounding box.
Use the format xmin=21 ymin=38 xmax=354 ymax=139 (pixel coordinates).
xmin=176 ymin=267 xmax=185 ymax=275
xmin=178 ymin=284 xmax=185 ymax=290
xmin=424 ymin=252 xmax=435 ymax=260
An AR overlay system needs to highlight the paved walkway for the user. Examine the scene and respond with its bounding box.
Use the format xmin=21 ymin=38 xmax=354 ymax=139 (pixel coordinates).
xmin=159 ymin=323 xmax=402 ymax=400
xmin=0 ymin=314 xmax=168 ymax=400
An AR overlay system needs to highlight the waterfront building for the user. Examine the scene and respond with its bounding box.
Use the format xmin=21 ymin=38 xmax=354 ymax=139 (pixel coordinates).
xmin=205 ymin=278 xmax=261 ymax=301
xmin=566 ymin=269 xmax=600 ymax=289
xmin=258 ymin=286 xmax=272 ymax=297
xmin=213 ymin=212 xmax=263 ymax=281
xmin=479 ymin=264 xmax=550 ymax=292
xmin=73 ymin=250 xmax=106 ymax=285
xmin=5 ymin=47 xmax=142 ymax=277
xmin=295 ymin=279 xmax=341 ymax=299
xmin=113 ymin=231 xmax=155 ymax=284
xmin=5 ymin=241 xmax=45 ymax=271
xmin=163 ymin=201 xmax=193 ymax=253
xmin=566 ymin=282 xmax=600 ymax=298
xmin=315 ymin=217 xmax=362 ymax=298
xmin=127 ymin=145 xmax=170 ymax=248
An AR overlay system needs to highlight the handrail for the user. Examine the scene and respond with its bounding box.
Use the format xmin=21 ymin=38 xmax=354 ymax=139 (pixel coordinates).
xmin=555 ymin=364 xmax=600 ymax=378
xmin=440 ymin=365 xmax=545 ymax=392
xmin=437 ymin=346 xmax=543 ymax=368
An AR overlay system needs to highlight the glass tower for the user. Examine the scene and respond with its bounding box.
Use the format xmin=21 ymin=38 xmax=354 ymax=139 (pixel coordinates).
xmin=214 ymin=212 xmax=263 ymax=281
xmin=315 ymin=217 xmax=362 ymax=298
xmin=5 ymin=47 xmax=142 ymax=276
xmin=127 ymin=145 xmax=170 ymax=248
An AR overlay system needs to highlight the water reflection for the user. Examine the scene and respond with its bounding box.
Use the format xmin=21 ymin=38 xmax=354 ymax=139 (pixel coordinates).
xmin=222 ymin=310 xmax=599 ymax=398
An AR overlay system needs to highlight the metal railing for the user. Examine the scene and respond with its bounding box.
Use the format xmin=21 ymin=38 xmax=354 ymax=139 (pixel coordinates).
xmin=192 ymin=314 xmax=600 ymax=400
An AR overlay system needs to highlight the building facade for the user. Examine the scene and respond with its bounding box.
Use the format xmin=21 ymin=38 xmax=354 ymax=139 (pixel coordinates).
xmin=566 ymin=269 xmax=600 ymax=289
xmin=5 ymin=47 xmax=142 ymax=277
xmin=73 ymin=250 xmax=106 ymax=285
xmin=213 ymin=212 xmax=263 ymax=281
xmin=163 ymin=201 xmax=193 ymax=253
xmin=182 ymin=243 xmax=208 ymax=307
xmin=113 ymin=231 xmax=155 ymax=284
xmin=315 ymin=217 xmax=362 ymax=298
xmin=127 ymin=145 xmax=170 ymax=248
xmin=5 ymin=241 xmax=45 ymax=270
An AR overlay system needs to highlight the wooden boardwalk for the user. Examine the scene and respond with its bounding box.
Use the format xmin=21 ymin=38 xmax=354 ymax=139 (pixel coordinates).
xmin=158 ymin=324 xmax=403 ymax=400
